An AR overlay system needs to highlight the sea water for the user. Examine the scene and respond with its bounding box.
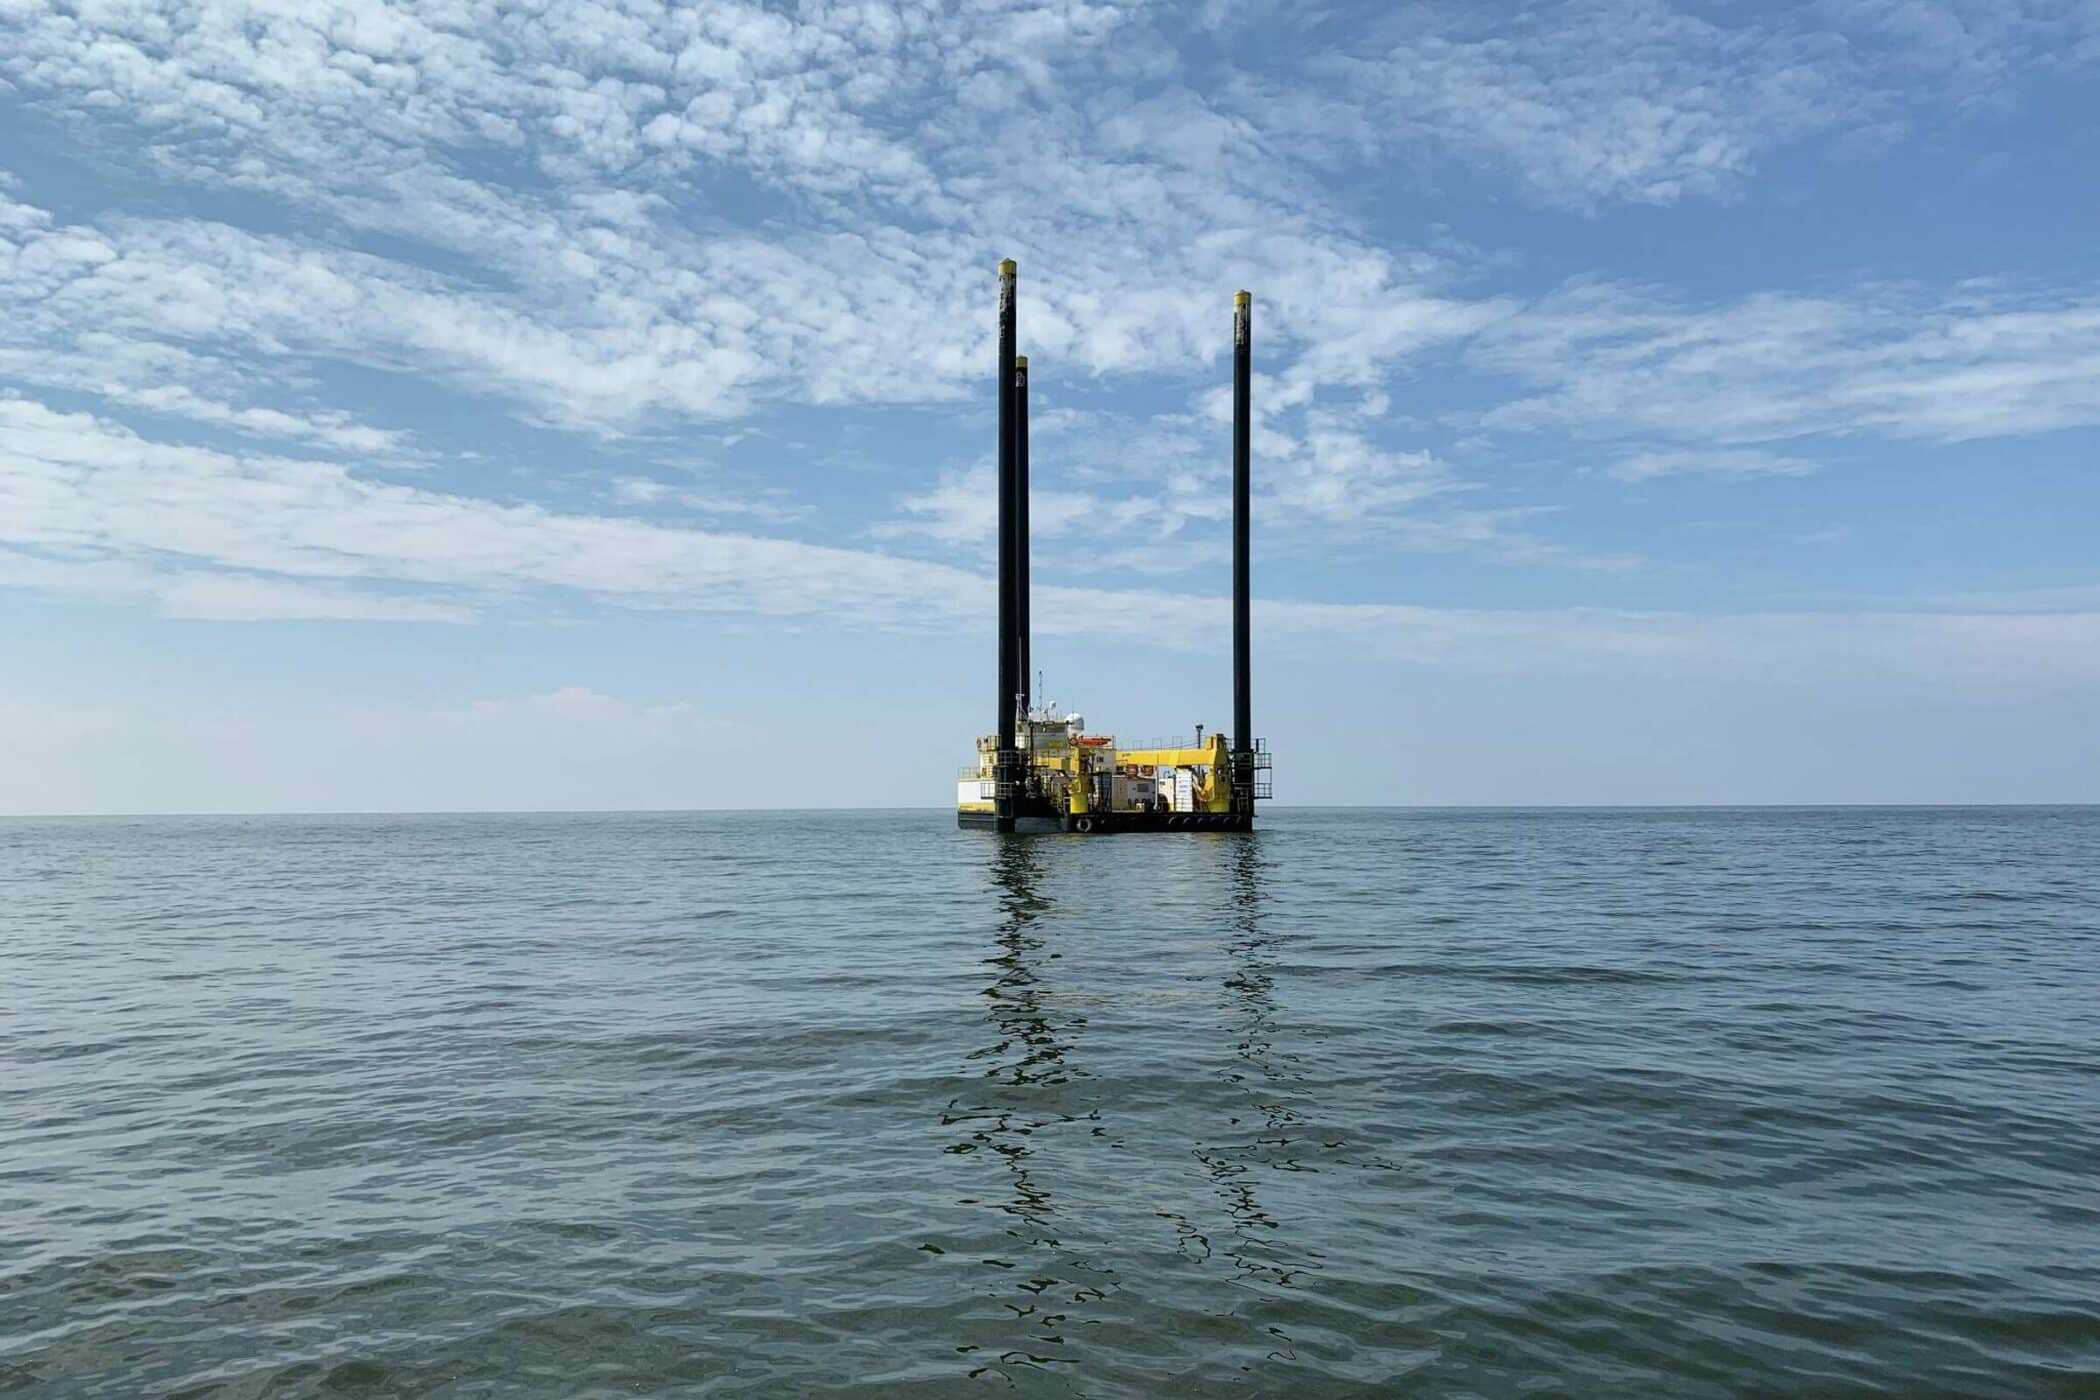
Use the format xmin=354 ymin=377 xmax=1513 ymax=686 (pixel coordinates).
xmin=5 ymin=808 xmax=2097 ymax=1395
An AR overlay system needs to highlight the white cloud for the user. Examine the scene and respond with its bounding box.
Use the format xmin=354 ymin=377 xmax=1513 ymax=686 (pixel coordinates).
xmin=8 ymin=0 xmax=2081 ymax=592
xmin=0 ymin=0 xmax=2094 ymax=664
xmin=1475 ymin=280 xmax=2100 ymax=446
xmin=1306 ymin=0 xmax=1869 ymax=209
xmin=1612 ymin=449 xmax=1821 ymax=481
xmin=0 ymin=0 xmax=1501 ymax=452
xmin=0 ymin=393 xmax=979 ymax=624
xmin=157 ymin=576 xmax=474 ymax=623
xmin=1284 ymin=416 xmax=1454 ymax=521
xmin=108 ymin=384 xmax=411 ymax=456
xmin=1 ymin=209 xmax=775 ymax=429
xmin=876 ymin=465 xmax=1158 ymax=552
xmin=869 ymin=426 xmax=1611 ymax=573
xmin=1033 ymin=583 xmax=2100 ymax=689
xmin=609 ymin=475 xmax=810 ymax=523
xmin=0 ymin=339 xmax=417 ymax=456
xmin=1823 ymin=0 xmax=2100 ymax=90
xmin=346 ymin=686 xmax=706 ymax=737
xmin=0 ymin=196 xmax=415 ymax=451
xmin=1274 ymin=0 xmax=2100 ymax=210
xmin=610 ymin=478 xmax=674 ymax=505
xmin=5 ymin=390 xmax=2088 ymax=692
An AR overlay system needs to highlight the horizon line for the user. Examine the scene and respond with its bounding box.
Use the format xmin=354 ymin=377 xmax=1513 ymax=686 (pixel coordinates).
xmin=4 ymin=802 xmax=2096 ymax=820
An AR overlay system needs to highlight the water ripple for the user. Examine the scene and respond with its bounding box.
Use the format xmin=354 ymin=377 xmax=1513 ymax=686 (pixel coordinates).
xmin=3 ymin=807 xmax=2098 ymax=1395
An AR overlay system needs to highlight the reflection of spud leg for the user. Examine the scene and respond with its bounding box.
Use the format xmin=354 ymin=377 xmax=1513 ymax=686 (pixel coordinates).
xmin=1203 ymin=833 xmax=1320 ymax=1316
xmin=944 ymin=838 xmax=1113 ymax=1387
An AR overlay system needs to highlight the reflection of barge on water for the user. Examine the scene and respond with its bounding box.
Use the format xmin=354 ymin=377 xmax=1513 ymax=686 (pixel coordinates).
xmin=957 ymin=260 xmax=1273 ymax=834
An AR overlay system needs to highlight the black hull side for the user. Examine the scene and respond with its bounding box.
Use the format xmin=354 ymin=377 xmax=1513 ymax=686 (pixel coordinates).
xmin=959 ymin=809 xmax=1252 ymax=834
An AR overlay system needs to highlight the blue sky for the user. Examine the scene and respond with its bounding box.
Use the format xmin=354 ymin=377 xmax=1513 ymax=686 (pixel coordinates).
xmin=2 ymin=0 xmax=2096 ymax=812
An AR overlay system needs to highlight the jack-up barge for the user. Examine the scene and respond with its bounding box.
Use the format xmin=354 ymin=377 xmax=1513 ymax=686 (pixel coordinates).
xmin=958 ymin=259 xmax=1273 ymax=834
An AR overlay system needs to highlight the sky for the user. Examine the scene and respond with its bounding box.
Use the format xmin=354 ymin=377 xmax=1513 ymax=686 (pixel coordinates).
xmin=1 ymin=0 xmax=2097 ymax=812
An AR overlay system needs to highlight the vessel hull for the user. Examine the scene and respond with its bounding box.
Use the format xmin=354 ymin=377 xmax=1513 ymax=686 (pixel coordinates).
xmin=959 ymin=809 xmax=1252 ymax=834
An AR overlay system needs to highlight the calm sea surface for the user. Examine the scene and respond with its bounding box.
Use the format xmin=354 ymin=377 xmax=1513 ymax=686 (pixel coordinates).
xmin=5 ymin=808 xmax=2098 ymax=1396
